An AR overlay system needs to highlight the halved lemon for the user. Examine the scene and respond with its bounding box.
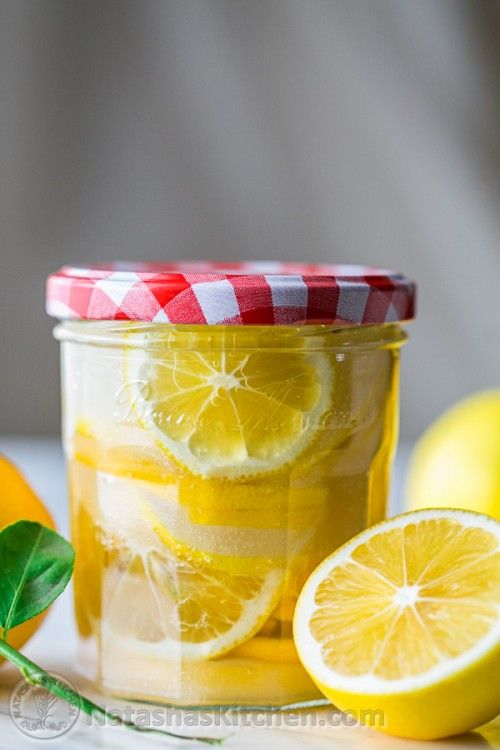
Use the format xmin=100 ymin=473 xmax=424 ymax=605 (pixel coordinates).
xmin=294 ymin=509 xmax=500 ymax=740
xmin=124 ymin=334 xmax=333 ymax=478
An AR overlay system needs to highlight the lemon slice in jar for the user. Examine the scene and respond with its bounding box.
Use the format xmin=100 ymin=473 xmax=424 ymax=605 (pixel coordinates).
xmin=95 ymin=471 xmax=285 ymax=659
xmin=103 ymin=549 xmax=284 ymax=660
xmin=124 ymin=328 xmax=333 ymax=478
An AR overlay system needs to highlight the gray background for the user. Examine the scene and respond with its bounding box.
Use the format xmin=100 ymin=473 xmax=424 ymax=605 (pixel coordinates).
xmin=1 ymin=0 xmax=499 ymax=438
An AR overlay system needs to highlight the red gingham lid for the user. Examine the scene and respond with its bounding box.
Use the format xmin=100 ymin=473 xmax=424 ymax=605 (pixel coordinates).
xmin=46 ymin=261 xmax=416 ymax=326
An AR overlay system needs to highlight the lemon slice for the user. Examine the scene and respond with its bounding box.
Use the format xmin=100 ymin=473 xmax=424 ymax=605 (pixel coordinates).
xmin=125 ymin=337 xmax=332 ymax=478
xmin=146 ymin=508 xmax=289 ymax=576
xmin=73 ymin=426 xmax=335 ymax=532
xmin=102 ymin=549 xmax=284 ymax=660
xmin=231 ymin=636 xmax=298 ymax=663
xmin=94 ymin=470 xmax=304 ymax=571
xmin=293 ymin=509 xmax=500 ymax=740
xmin=94 ymin=472 xmax=284 ymax=659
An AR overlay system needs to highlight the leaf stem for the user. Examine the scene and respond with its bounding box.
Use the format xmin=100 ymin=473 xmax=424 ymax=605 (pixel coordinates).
xmin=0 ymin=639 xmax=223 ymax=745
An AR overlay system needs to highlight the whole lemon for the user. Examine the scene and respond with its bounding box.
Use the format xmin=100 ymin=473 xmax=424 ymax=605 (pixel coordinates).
xmin=406 ymin=390 xmax=500 ymax=519
xmin=0 ymin=454 xmax=55 ymax=661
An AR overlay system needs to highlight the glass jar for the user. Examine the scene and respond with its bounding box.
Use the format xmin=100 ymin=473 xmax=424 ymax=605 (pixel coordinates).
xmin=47 ymin=262 xmax=415 ymax=708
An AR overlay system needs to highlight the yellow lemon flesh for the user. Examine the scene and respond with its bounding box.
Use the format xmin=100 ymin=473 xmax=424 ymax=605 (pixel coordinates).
xmin=407 ymin=390 xmax=500 ymax=520
xmin=0 ymin=455 xmax=55 ymax=661
xmin=125 ymin=339 xmax=332 ymax=478
xmin=293 ymin=509 xmax=500 ymax=740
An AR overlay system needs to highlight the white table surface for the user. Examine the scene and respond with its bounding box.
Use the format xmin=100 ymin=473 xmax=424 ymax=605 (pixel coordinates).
xmin=0 ymin=437 xmax=498 ymax=750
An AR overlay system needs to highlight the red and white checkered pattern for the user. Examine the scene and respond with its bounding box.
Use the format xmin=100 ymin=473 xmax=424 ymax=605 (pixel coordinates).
xmin=46 ymin=262 xmax=416 ymax=326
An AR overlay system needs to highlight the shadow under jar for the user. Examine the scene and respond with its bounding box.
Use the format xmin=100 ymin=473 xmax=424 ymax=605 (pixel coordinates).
xmin=46 ymin=262 xmax=416 ymax=708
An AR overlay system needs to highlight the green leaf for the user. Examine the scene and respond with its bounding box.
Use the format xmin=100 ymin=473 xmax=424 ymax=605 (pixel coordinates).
xmin=0 ymin=520 xmax=74 ymax=636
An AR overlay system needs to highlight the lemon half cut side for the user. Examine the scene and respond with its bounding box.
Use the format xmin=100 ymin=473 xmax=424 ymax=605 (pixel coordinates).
xmin=293 ymin=509 xmax=500 ymax=740
xmin=124 ymin=338 xmax=333 ymax=479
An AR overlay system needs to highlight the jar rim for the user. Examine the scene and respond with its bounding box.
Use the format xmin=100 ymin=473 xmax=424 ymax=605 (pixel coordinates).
xmin=53 ymin=320 xmax=408 ymax=353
